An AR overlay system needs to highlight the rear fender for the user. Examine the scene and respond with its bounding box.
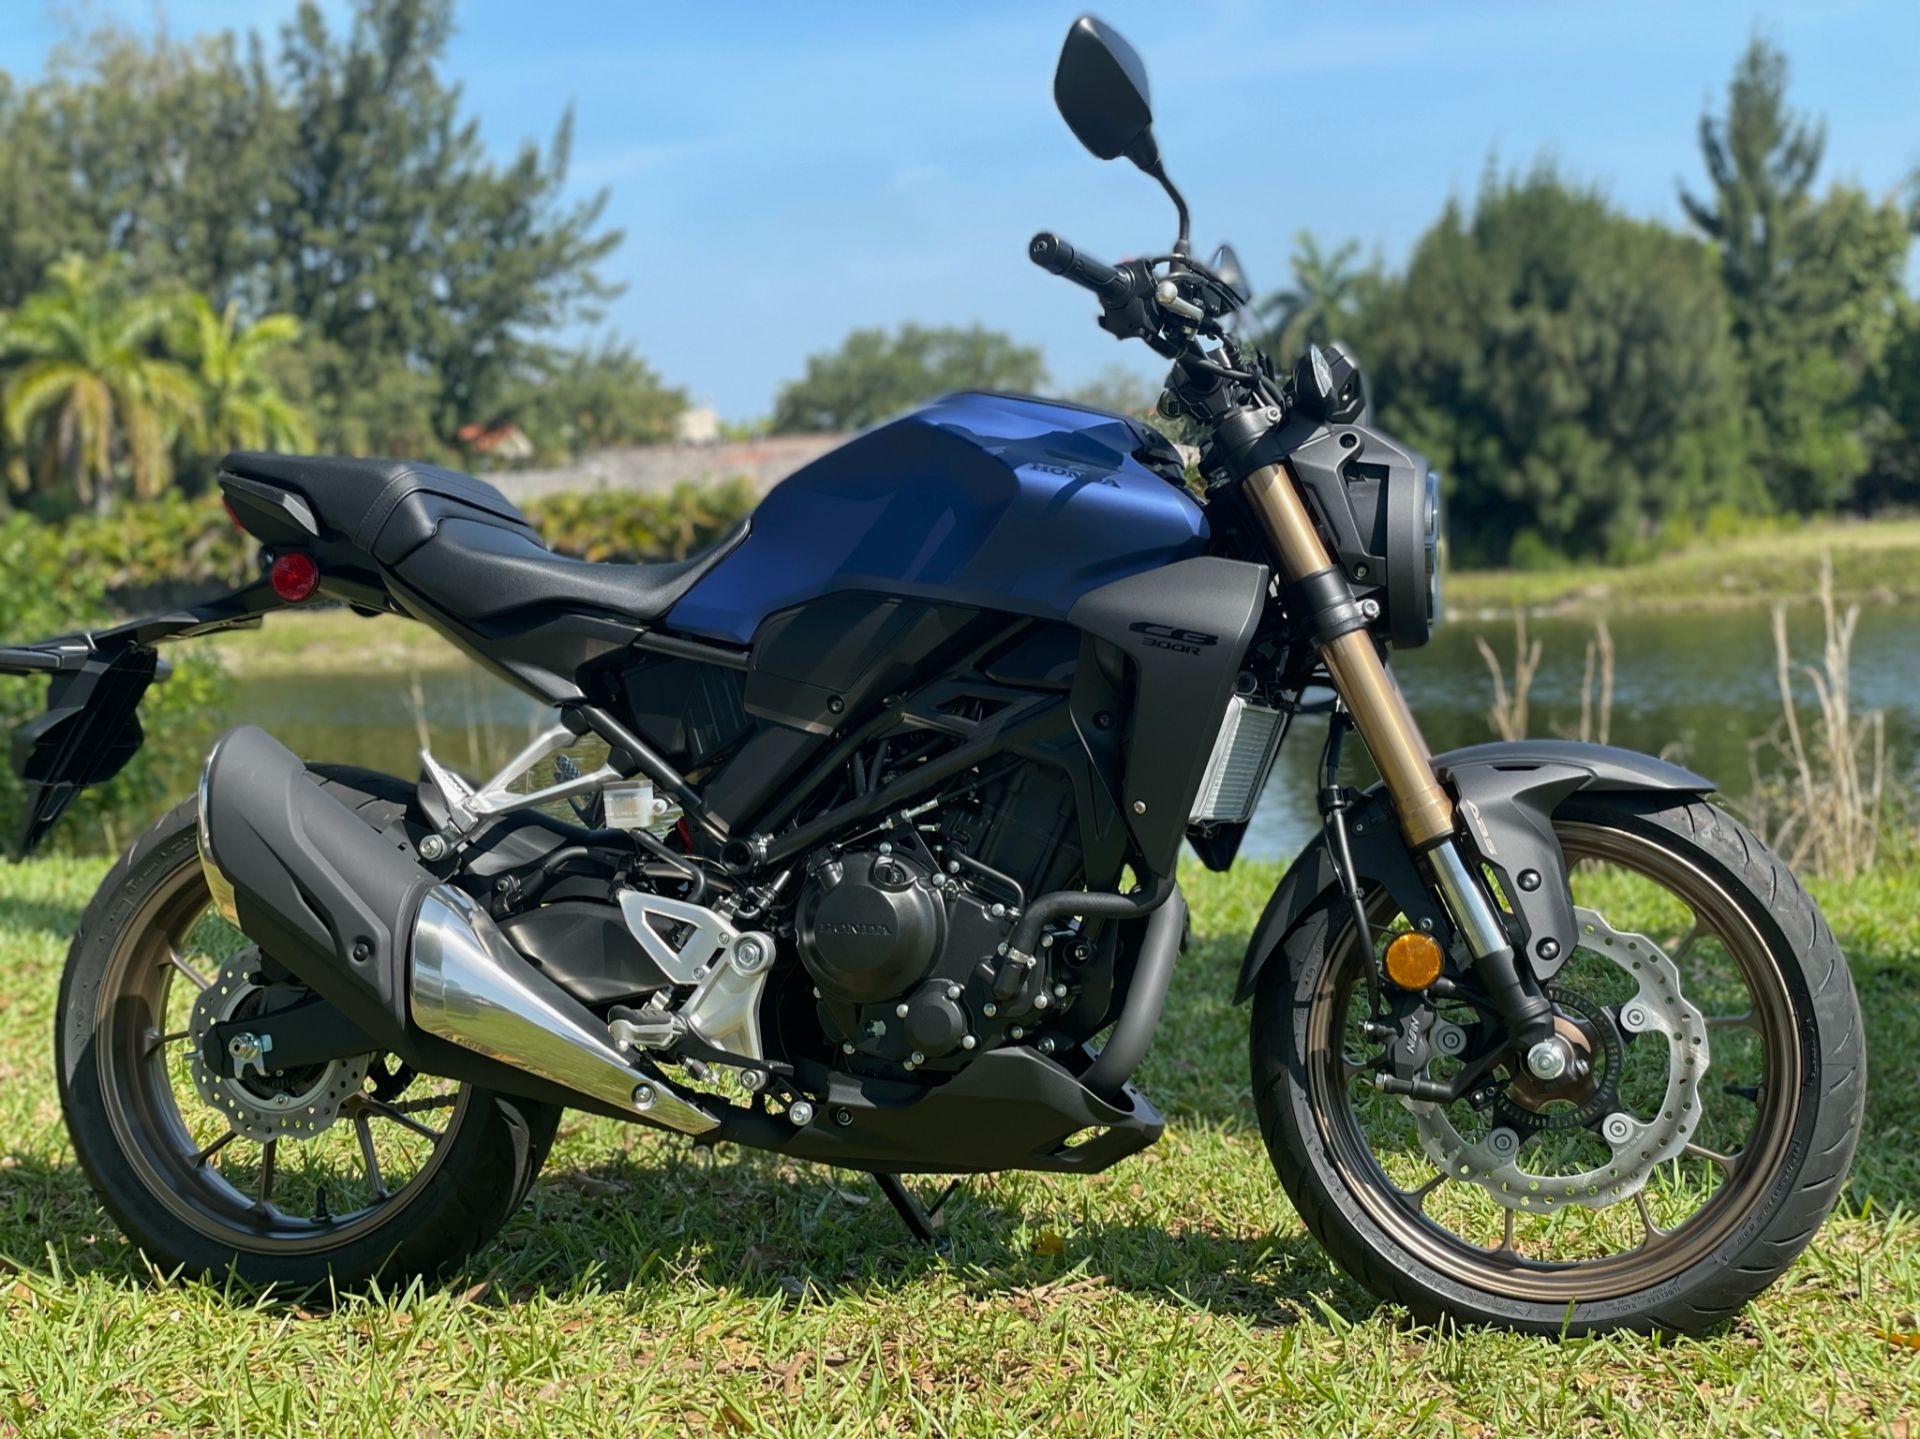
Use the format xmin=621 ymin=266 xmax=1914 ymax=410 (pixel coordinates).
xmin=1 ymin=580 xmax=287 ymax=855
xmin=1233 ymin=740 xmax=1714 ymax=1003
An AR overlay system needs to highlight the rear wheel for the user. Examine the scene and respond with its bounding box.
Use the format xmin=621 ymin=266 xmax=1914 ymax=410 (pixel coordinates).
xmin=57 ymin=769 xmax=562 ymax=1288
xmin=1251 ymin=793 xmax=1864 ymax=1335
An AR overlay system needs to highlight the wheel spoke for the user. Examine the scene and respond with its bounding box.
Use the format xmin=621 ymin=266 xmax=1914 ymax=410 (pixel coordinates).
xmin=356 ymin=1095 xmax=446 ymax=1143
xmin=256 ymin=1139 xmax=277 ymax=1203
xmin=194 ymin=1130 xmax=237 ymax=1167
xmin=354 ymin=1114 xmax=389 ymax=1199
xmin=1633 ymin=1190 xmax=1666 ymax=1242
xmin=1684 ymin=1141 xmax=1737 ymax=1176
xmin=164 ymin=947 xmax=213 ymax=991
xmin=1403 ymin=1171 xmax=1449 ymax=1211
xmin=1491 ymin=1207 xmax=1516 ymax=1256
xmin=1669 ymin=920 xmax=1705 ymax=965
xmin=144 ymin=1026 xmax=192 ymax=1056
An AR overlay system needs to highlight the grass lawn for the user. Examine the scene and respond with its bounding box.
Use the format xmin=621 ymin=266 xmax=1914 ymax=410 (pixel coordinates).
xmin=1444 ymin=516 xmax=1920 ymax=617
xmin=0 ymin=856 xmax=1915 ymax=1436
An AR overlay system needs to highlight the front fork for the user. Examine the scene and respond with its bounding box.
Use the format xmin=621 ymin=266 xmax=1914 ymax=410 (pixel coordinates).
xmin=1241 ymin=462 xmax=1556 ymax=1046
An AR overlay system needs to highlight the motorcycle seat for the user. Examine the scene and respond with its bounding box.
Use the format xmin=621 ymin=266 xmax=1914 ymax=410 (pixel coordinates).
xmin=390 ymin=512 xmax=751 ymax=627
xmin=220 ymin=450 xmax=751 ymax=627
xmin=221 ymin=452 xmax=533 ymax=559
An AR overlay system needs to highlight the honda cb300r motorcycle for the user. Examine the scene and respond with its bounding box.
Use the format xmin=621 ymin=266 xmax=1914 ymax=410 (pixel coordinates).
xmin=2 ymin=18 xmax=1862 ymax=1335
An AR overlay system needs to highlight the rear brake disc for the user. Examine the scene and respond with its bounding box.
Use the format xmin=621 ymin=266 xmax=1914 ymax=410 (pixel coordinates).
xmin=186 ymin=951 xmax=371 ymax=1144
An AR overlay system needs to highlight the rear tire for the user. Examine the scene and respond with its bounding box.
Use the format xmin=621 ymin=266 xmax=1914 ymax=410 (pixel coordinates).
xmin=1250 ymin=793 xmax=1864 ymax=1335
xmin=56 ymin=767 xmax=563 ymax=1288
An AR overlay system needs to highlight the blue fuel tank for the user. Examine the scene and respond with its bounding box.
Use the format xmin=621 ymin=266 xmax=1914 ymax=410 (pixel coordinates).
xmin=665 ymin=391 xmax=1209 ymax=645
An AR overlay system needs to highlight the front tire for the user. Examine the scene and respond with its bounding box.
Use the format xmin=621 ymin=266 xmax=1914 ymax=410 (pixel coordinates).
xmin=1251 ymin=793 xmax=1864 ymax=1335
xmin=57 ymin=769 xmax=563 ymax=1288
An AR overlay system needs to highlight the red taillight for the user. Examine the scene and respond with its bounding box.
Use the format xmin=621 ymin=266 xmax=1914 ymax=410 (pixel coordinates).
xmin=269 ymin=551 xmax=320 ymax=603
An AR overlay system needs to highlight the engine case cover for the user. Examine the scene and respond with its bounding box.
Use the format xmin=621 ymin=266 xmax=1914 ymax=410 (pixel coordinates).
xmin=796 ymin=851 xmax=945 ymax=1005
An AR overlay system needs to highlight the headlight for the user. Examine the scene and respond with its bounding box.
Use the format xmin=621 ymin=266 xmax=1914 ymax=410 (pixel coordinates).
xmin=1282 ymin=420 xmax=1440 ymax=649
xmin=1425 ymin=466 xmax=1445 ymax=634
xmin=1379 ymin=453 xmax=1440 ymax=649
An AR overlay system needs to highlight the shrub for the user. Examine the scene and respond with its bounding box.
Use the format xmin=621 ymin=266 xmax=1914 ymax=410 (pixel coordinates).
xmin=522 ymin=480 xmax=759 ymax=563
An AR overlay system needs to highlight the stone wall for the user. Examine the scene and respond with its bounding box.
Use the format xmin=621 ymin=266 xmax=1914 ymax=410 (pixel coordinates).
xmin=486 ymin=433 xmax=846 ymax=502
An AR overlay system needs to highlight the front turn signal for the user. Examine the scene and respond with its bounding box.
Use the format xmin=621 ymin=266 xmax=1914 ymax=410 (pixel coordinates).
xmin=1384 ymin=931 xmax=1444 ymax=991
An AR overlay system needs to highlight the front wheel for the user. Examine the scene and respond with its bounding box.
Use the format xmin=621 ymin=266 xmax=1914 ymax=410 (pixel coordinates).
xmin=1251 ymin=793 xmax=1864 ymax=1335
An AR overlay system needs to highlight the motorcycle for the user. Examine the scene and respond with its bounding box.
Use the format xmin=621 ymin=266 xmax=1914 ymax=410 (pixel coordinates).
xmin=1 ymin=16 xmax=1862 ymax=1335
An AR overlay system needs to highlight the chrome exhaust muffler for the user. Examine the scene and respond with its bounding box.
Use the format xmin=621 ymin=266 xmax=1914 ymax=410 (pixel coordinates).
xmin=410 ymin=883 xmax=713 ymax=1132
xmin=196 ymin=725 xmax=713 ymax=1134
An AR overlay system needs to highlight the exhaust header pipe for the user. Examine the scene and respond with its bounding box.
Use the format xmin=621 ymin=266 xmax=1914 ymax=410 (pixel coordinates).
xmin=197 ymin=725 xmax=714 ymax=1134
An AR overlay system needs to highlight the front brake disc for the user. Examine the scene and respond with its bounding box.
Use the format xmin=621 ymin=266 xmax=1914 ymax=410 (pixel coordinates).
xmin=1407 ymin=906 xmax=1710 ymax=1212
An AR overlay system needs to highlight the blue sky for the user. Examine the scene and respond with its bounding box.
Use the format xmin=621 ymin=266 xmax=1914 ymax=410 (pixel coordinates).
xmin=8 ymin=1 xmax=1919 ymax=421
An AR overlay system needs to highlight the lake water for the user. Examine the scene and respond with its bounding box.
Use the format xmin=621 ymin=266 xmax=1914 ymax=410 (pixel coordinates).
xmin=231 ymin=603 xmax=1920 ymax=864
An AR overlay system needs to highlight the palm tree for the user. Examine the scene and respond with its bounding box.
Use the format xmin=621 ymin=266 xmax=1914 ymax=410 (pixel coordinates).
xmin=0 ymin=254 xmax=199 ymax=505
xmin=175 ymin=295 xmax=314 ymax=458
xmin=1257 ymin=233 xmax=1378 ymax=360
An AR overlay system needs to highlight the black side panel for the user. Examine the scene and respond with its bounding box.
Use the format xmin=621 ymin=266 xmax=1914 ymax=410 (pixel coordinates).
xmin=698 ymin=724 xmax=827 ymax=835
xmin=498 ymin=900 xmax=673 ymax=1005
xmin=201 ymin=725 xmax=430 ymax=1048
xmin=745 ymin=594 xmax=986 ymax=736
xmin=609 ymin=653 xmax=751 ymax=769
xmin=1066 ymin=556 xmax=1269 ymax=873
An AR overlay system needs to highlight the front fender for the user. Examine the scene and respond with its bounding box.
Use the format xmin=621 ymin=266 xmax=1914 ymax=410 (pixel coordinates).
xmin=1233 ymin=740 xmax=1713 ymax=1003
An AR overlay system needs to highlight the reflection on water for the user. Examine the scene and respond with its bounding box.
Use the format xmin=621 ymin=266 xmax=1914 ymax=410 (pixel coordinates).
xmin=232 ymin=604 xmax=1920 ymax=866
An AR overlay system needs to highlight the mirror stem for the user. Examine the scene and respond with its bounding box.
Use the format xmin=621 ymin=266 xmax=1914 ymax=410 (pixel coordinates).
xmin=1146 ymin=161 xmax=1191 ymax=256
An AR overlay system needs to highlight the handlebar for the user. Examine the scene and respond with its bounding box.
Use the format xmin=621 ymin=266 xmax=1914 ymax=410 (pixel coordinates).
xmin=1029 ymin=231 xmax=1135 ymax=306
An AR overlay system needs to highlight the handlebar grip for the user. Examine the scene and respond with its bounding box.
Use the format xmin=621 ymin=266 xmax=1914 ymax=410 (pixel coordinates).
xmin=1029 ymin=232 xmax=1132 ymax=305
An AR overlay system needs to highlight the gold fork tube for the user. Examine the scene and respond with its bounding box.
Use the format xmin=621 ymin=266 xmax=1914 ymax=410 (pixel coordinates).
xmin=1242 ymin=463 xmax=1456 ymax=851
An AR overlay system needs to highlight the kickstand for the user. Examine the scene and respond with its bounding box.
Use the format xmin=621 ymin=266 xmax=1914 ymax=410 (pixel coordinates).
xmin=874 ymin=1172 xmax=958 ymax=1254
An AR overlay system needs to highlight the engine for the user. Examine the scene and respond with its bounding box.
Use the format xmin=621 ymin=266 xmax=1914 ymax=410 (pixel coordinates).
xmin=794 ymin=763 xmax=1098 ymax=1074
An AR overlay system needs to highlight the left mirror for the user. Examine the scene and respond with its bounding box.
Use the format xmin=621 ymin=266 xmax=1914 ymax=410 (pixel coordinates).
xmin=1054 ymin=15 xmax=1155 ymax=165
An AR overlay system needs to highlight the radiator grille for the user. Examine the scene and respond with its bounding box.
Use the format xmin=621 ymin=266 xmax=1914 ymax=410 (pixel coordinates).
xmin=1188 ymin=697 xmax=1284 ymax=826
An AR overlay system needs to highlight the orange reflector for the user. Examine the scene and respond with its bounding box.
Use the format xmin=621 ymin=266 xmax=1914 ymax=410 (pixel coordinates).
xmin=1384 ymin=931 xmax=1444 ymax=990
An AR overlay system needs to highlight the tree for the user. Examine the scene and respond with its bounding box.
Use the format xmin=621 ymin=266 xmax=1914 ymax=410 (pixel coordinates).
xmin=1257 ymin=233 xmax=1381 ymax=360
xmin=1061 ymin=364 xmax=1158 ymax=419
xmin=1680 ymin=38 xmax=1908 ymax=512
xmin=499 ymin=340 xmax=687 ymax=460
xmin=1860 ymin=300 xmax=1920 ymax=509
xmin=772 ymin=324 xmax=1049 ymax=433
xmin=0 ymin=1 xmax=632 ymax=458
xmin=172 ymin=295 xmax=312 ymax=458
xmin=1367 ymin=166 xmax=1750 ymax=565
xmin=269 ymin=0 xmax=622 ymax=439
xmin=0 ymin=255 xmax=198 ymax=504
xmin=1 ymin=26 xmax=287 ymax=309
